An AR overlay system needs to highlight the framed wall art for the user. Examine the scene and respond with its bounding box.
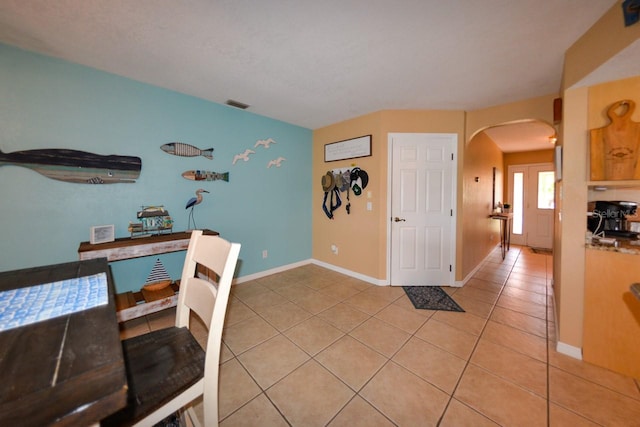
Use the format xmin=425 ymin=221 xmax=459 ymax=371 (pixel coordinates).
xmin=324 ymin=135 xmax=372 ymax=162
xmin=90 ymin=224 xmax=115 ymax=244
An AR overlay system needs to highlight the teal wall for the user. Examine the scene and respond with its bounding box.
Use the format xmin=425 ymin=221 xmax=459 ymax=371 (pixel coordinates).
xmin=0 ymin=44 xmax=312 ymax=292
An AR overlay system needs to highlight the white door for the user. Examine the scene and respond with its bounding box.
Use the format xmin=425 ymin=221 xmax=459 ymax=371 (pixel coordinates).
xmin=508 ymin=163 xmax=554 ymax=249
xmin=389 ymin=133 xmax=457 ymax=286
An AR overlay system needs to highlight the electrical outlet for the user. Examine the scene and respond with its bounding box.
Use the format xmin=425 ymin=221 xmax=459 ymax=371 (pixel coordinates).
xmin=262 ymin=250 xmax=268 ymax=259
xmin=331 ymin=244 xmax=338 ymax=254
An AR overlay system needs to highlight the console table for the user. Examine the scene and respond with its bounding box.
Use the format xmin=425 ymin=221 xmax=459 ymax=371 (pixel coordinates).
xmin=78 ymin=229 xmax=219 ymax=322
xmin=490 ymin=213 xmax=512 ymax=260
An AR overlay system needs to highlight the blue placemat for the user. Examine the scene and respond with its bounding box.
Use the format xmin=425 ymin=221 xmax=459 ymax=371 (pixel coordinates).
xmin=0 ymin=272 xmax=108 ymax=332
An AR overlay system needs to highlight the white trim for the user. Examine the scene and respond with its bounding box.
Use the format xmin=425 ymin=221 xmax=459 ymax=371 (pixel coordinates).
xmin=548 ymin=285 xmax=582 ymax=360
xmin=460 ymin=248 xmax=497 ymax=285
xmin=234 ymin=258 xmax=386 ymax=286
xmin=311 ymin=259 xmax=387 ymax=286
xmin=556 ymin=341 xmax=583 ymax=360
xmin=234 ymin=259 xmax=312 ymax=284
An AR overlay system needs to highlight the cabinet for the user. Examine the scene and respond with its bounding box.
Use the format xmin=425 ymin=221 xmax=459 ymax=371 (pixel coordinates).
xmin=583 ymin=248 xmax=640 ymax=378
xmin=78 ymin=229 xmax=219 ymax=322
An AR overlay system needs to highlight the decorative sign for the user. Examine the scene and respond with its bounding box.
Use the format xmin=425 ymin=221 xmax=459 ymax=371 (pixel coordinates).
xmin=90 ymin=225 xmax=115 ymax=244
xmin=324 ymin=135 xmax=372 ymax=162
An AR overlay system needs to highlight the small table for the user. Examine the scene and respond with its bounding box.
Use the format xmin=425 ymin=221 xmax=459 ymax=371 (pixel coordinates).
xmin=490 ymin=213 xmax=513 ymax=260
xmin=78 ymin=229 xmax=219 ymax=322
xmin=0 ymin=258 xmax=127 ymax=426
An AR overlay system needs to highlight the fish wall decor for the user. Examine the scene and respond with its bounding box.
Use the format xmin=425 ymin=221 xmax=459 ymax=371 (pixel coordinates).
xmin=181 ymin=170 xmax=229 ymax=182
xmin=161 ymin=142 xmax=213 ymax=159
xmin=0 ymin=148 xmax=141 ymax=184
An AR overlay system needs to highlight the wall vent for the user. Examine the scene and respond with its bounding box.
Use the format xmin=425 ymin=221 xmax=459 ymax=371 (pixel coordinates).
xmin=226 ymin=99 xmax=250 ymax=110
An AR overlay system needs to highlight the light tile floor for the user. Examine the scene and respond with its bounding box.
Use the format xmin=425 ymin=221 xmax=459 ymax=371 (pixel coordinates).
xmin=120 ymin=245 xmax=640 ymax=426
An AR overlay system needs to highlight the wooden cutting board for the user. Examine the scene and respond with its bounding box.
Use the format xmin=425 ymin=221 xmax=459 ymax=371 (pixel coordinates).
xmin=590 ymin=100 xmax=640 ymax=180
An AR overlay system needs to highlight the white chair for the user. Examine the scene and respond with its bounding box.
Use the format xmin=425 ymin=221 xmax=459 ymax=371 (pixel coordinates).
xmin=102 ymin=230 xmax=241 ymax=427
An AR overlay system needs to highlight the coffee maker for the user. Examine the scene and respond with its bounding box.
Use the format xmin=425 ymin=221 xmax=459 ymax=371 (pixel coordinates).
xmin=587 ymin=200 xmax=639 ymax=238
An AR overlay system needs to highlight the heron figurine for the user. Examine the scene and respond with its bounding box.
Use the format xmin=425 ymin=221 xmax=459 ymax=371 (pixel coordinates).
xmin=185 ymin=188 xmax=209 ymax=230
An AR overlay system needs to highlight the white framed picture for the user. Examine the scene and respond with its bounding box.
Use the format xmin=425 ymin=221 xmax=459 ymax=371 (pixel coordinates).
xmin=324 ymin=135 xmax=372 ymax=162
xmin=90 ymin=225 xmax=115 ymax=244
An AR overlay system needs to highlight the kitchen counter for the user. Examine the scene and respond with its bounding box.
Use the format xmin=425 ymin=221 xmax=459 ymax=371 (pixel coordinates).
xmin=585 ymin=238 xmax=640 ymax=254
xmin=583 ymin=248 xmax=640 ymax=378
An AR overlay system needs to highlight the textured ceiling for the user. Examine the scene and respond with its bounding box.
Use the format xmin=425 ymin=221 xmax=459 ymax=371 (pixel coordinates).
xmin=483 ymin=121 xmax=556 ymax=153
xmin=0 ymin=0 xmax=619 ymax=138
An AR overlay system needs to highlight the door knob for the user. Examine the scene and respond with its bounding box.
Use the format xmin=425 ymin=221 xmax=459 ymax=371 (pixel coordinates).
xmin=393 ymin=217 xmax=406 ymax=222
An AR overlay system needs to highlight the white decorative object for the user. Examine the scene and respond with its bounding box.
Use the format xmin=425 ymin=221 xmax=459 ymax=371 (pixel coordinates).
xmin=255 ymin=138 xmax=276 ymax=149
xmin=267 ymin=157 xmax=287 ymax=168
xmin=232 ymin=149 xmax=255 ymax=165
xmin=90 ymin=224 xmax=115 ymax=244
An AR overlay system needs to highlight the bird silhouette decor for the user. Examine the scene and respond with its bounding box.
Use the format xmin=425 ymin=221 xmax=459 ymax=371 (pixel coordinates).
xmin=267 ymin=157 xmax=286 ymax=168
xmin=254 ymin=138 xmax=276 ymax=149
xmin=185 ymin=188 xmax=209 ymax=230
xmin=232 ymin=149 xmax=255 ymax=165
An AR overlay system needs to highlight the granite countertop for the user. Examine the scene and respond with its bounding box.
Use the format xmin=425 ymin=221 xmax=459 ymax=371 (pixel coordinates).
xmin=586 ymin=241 xmax=640 ymax=254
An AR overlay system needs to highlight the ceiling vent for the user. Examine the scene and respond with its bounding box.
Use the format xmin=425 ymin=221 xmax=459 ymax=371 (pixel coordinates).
xmin=226 ymin=99 xmax=250 ymax=110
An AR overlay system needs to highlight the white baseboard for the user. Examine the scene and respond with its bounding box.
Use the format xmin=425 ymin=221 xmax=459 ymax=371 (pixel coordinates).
xmin=556 ymin=341 xmax=583 ymax=360
xmin=234 ymin=258 xmax=385 ymax=286
xmin=311 ymin=259 xmax=387 ymax=286
xmin=547 ymin=287 xmax=582 ymax=360
xmin=460 ymin=249 xmax=495 ymax=285
xmin=234 ymin=259 xmax=312 ymax=284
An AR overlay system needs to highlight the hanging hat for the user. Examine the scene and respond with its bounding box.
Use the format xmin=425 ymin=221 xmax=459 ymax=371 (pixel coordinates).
xmin=335 ymin=170 xmax=350 ymax=192
xmin=350 ymin=167 xmax=369 ymax=196
xmin=321 ymin=171 xmax=335 ymax=192
xmin=358 ymin=169 xmax=369 ymax=189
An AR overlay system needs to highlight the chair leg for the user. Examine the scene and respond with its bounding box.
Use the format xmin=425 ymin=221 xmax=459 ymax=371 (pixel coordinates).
xmin=183 ymin=407 xmax=202 ymax=427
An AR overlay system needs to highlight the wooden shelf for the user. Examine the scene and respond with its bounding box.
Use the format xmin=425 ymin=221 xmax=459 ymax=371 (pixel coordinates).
xmin=78 ymin=229 xmax=219 ymax=321
xmin=115 ymin=282 xmax=181 ymax=323
xmin=78 ymin=229 xmax=218 ymax=262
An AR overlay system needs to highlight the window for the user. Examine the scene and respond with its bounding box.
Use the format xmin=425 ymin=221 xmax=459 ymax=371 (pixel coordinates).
xmin=537 ymin=171 xmax=555 ymax=209
xmin=513 ymin=172 xmax=523 ymax=235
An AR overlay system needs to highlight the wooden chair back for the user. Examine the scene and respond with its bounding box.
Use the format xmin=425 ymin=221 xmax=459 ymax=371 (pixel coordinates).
xmin=175 ymin=230 xmax=240 ymax=426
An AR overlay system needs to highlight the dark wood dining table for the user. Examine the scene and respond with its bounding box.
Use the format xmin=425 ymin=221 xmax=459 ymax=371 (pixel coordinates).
xmin=0 ymin=258 xmax=127 ymax=426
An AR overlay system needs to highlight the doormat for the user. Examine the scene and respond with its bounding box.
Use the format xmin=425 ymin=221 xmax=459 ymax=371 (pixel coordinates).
xmin=530 ymin=247 xmax=553 ymax=255
xmin=402 ymin=286 xmax=464 ymax=312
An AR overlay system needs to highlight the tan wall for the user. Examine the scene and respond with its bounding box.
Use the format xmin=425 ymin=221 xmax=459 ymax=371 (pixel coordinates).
xmin=313 ymin=112 xmax=384 ymax=280
xmin=312 ymin=103 xmax=559 ymax=284
xmin=502 ymin=150 xmax=554 ymax=200
xmin=462 ymin=132 xmax=503 ymax=277
xmin=466 ymin=94 xmax=557 ymax=141
xmin=312 ymin=110 xmax=464 ymax=282
xmin=563 ymin=2 xmax=640 ymax=89
xmin=556 ymin=0 xmax=640 ymax=351
xmin=503 ymin=150 xmax=554 ymax=167
xmin=555 ymin=86 xmax=589 ymax=350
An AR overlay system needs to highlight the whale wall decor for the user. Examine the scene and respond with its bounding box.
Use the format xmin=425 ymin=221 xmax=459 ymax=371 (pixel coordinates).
xmin=0 ymin=148 xmax=142 ymax=184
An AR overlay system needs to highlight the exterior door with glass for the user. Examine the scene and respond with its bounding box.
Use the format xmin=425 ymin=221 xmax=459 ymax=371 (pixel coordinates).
xmin=508 ymin=163 xmax=554 ymax=249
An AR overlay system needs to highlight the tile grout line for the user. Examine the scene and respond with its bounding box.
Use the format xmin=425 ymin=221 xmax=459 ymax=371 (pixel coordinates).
xmin=436 ymin=248 xmax=519 ymax=426
xmin=222 ymin=278 xmax=401 ymax=426
xmin=546 ymin=253 xmax=551 ymax=427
